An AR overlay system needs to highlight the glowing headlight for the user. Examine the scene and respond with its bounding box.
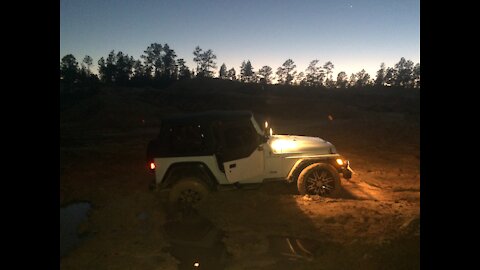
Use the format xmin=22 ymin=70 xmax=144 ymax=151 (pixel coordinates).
xmin=336 ymin=158 xmax=344 ymax=166
xmin=271 ymin=139 xmax=297 ymax=153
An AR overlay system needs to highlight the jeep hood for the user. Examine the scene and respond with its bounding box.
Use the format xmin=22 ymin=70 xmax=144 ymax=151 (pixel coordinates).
xmin=268 ymin=135 xmax=337 ymax=155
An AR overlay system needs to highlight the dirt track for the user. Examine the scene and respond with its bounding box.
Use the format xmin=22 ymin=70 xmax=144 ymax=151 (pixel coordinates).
xmin=60 ymin=82 xmax=419 ymax=270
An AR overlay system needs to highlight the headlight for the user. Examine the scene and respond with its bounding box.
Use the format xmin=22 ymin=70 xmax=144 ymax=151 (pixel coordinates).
xmin=270 ymin=139 xmax=297 ymax=153
xmin=336 ymin=158 xmax=344 ymax=166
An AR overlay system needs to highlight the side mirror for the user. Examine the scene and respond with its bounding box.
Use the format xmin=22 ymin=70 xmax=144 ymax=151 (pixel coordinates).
xmin=260 ymin=134 xmax=269 ymax=143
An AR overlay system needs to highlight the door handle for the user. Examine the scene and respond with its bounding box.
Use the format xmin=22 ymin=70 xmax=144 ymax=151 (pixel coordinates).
xmin=229 ymin=163 xmax=236 ymax=169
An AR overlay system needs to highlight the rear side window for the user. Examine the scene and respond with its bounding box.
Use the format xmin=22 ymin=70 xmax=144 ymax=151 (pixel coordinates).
xmin=161 ymin=122 xmax=210 ymax=156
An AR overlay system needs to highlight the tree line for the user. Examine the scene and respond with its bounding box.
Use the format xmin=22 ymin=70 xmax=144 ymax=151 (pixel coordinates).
xmin=60 ymin=42 xmax=420 ymax=89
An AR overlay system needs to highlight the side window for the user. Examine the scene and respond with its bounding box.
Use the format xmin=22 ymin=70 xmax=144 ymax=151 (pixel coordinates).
xmin=164 ymin=122 xmax=208 ymax=156
xmin=224 ymin=127 xmax=245 ymax=148
xmin=216 ymin=118 xmax=259 ymax=161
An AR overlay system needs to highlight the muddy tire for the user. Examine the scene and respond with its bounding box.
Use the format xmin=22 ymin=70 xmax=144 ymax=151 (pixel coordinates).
xmin=297 ymin=163 xmax=341 ymax=197
xmin=168 ymin=177 xmax=210 ymax=210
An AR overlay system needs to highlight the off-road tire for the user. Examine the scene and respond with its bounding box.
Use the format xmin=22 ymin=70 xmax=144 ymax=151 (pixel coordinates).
xmin=168 ymin=177 xmax=210 ymax=210
xmin=297 ymin=163 xmax=341 ymax=197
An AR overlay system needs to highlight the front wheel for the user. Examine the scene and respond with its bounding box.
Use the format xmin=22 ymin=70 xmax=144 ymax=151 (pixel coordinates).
xmin=297 ymin=163 xmax=341 ymax=197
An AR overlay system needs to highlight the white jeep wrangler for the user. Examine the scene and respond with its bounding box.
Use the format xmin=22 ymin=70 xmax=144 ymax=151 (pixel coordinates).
xmin=146 ymin=111 xmax=353 ymax=206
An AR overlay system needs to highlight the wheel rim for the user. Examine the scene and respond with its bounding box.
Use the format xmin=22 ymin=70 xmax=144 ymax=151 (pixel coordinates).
xmin=305 ymin=169 xmax=335 ymax=195
xmin=178 ymin=188 xmax=203 ymax=205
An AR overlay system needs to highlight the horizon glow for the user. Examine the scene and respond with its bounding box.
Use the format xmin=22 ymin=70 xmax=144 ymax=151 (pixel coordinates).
xmin=60 ymin=0 xmax=419 ymax=79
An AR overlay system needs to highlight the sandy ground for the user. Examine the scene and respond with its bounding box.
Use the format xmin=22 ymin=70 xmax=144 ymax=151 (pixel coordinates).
xmin=60 ymin=83 xmax=419 ymax=270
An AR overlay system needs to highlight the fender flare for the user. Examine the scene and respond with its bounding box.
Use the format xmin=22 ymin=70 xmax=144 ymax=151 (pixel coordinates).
xmin=160 ymin=162 xmax=218 ymax=189
xmin=287 ymin=158 xmax=339 ymax=183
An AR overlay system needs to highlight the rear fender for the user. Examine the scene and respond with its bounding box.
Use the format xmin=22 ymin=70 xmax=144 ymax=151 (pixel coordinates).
xmin=161 ymin=162 xmax=218 ymax=189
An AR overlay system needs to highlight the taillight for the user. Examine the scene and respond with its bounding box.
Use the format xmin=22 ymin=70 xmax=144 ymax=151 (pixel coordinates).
xmin=149 ymin=162 xmax=155 ymax=170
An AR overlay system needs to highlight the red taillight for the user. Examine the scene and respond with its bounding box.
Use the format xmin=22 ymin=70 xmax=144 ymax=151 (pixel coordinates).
xmin=149 ymin=162 xmax=155 ymax=170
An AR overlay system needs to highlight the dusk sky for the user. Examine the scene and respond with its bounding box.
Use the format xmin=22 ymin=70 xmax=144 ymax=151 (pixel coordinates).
xmin=60 ymin=0 xmax=419 ymax=79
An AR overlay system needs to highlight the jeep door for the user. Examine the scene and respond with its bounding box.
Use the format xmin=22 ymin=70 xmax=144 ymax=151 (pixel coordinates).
xmin=212 ymin=118 xmax=265 ymax=183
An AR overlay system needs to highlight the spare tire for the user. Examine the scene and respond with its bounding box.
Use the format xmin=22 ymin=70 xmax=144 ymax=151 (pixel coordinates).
xmin=297 ymin=163 xmax=341 ymax=197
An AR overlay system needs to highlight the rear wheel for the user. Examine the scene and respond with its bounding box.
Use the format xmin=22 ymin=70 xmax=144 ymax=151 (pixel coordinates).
xmin=168 ymin=177 xmax=210 ymax=210
xmin=297 ymin=163 xmax=341 ymax=197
